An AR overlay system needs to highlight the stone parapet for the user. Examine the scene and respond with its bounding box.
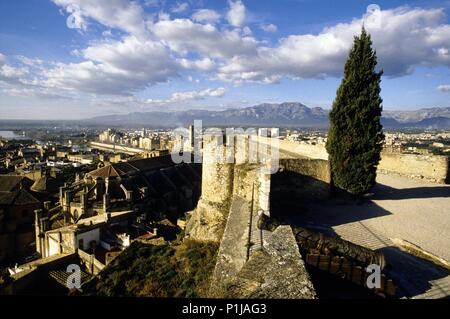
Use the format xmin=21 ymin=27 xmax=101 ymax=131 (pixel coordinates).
xmin=379 ymin=152 xmax=449 ymax=184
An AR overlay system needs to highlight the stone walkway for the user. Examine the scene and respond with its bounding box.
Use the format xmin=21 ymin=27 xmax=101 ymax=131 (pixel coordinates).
xmin=412 ymin=275 xmax=450 ymax=299
xmin=295 ymin=173 xmax=450 ymax=298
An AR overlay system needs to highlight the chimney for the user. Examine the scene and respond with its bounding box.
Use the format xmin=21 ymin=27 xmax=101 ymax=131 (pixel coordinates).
xmin=95 ymin=177 xmax=105 ymax=200
xmin=103 ymin=193 xmax=110 ymax=212
xmin=40 ymin=216 xmax=49 ymax=233
xmin=64 ymin=190 xmax=73 ymax=212
xmin=105 ymin=177 xmax=110 ymax=195
xmin=80 ymin=192 xmax=88 ymax=214
xmin=59 ymin=186 xmax=66 ymax=204
xmin=126 ymin=190 xmax=133 ymax=201
xmin=34 ymin=209 xmax=44 ymax=256
xmin=43 ymin=201 xmax=51 ymax=211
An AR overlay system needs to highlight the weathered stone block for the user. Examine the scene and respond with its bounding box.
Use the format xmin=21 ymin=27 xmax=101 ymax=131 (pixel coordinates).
xmin=223 ymin=226 xmax=316 ymax=299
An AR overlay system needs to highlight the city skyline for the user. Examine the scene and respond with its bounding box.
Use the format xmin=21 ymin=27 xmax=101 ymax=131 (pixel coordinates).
xmin=1 ymin=0 xmax=450 ymax=120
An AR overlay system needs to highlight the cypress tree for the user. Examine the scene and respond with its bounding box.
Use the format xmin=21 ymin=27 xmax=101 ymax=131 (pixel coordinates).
xmin=326 ymin=28 xmax=384 ymax=195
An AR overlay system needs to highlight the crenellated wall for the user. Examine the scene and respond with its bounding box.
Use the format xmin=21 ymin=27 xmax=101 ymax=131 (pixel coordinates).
xmin=187 ymin=132 xmax=316 ymax=298
xmin=185 ymin=133 xmax=274 ymax=243
xmin=186 ymin=134 xmax=449 ymax=298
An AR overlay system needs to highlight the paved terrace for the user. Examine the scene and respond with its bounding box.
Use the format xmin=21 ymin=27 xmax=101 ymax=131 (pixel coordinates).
xmin=292 ymin=173 xmax=450 ymax=298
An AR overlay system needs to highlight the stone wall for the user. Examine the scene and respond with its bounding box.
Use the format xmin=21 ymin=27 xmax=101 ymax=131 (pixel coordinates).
xmin=78 ymin=249 xmax=105 ymax=275
xmin=257 ymin=136 xmax=328 ymax=160
xmin=271 ymin=158 xmax=331 ymax=205
xmin=1 ymin=253 xmax=77 ymax=295
xmin=188 ymin=134 xmax=317 ymax=298
xmin=257 ymin=137 xmax=450 ymax=184
xmin=379 ymin=152 xmax=449 ymax=183
xmin=219 ymin=226 xmax=316 ymax=299
xmin=89 ymin=141 xmax=146 ymax=155
xmin=280 ymin=158 xmax=331 ymax=184
xmin=209 ymin=164 xmax=261 ymax=295
xmin=185 ymin=134 xmax=234 ymax=242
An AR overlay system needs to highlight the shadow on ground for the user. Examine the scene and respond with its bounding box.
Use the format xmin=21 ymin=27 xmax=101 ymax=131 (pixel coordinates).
xmin=372 ymin=183 xmax=450 ymax=200
xmin=270 ymin=172 xmax=450 ymax=298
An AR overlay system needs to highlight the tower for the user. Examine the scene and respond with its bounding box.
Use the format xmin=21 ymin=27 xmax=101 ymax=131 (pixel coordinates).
xmin=185 ymin=131 xmax=234 ymax=242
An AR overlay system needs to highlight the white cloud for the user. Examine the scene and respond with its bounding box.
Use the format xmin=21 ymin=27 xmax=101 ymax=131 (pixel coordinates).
xmin=2 ymin=87 xmax=69 ymax=100
xmin=260 ymin=23 xmax=277 ymax=32
xmin=146 ymin=87 xmax=226 ymax=104
xmin=144 ymin=0 xmax=162 ymax=7
xmin=0 ymin=54 xmax=29 ymax=85
xmin=52 ymin=0 xmax=149 ymax=38
xmin=45 ymin=2 xmax=450 ymax=91
xmin=153 ymin=19 xmax=258 ymax=59
xmin=158 ymin=11 xmax=171 ymax=21
xmin=0 ymin=53 xmax=75 ymax=100
xmin=0 ymin=65 xmax=28 ymax=79
xmin=227 ymin=0 xmax=246 ymax=27
xmin=192 ymin=9 xmax=221 ymax=24
xmin=42 ymin=36 xmax=178 ymax=95
xmin=4 ymin=3 xmax=450 ymax=102
xmin=102 ymin=29 xmax=113 ymax=37
xmin=242 ymin=26 xmax=252 ymax=35
xmin=171 ymin=2 xmax=189 ymax=14
xmin=438 ymin=84 xmax=450 ymax=92
xmin=217 ymin=7 xmax=450 ymax=83
xmin=179 ymin=57 xmax=215 ymax=71
xmin=16 ymin=56 xmax=44 ymax=66
xmin=65 ymin=3 xmax=88 ymax=31
xmin=188 ymin=76 xmax=200 ymax=83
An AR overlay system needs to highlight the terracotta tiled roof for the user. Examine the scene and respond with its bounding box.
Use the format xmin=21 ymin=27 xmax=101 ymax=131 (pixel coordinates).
xmin=87 ymin=164 xmax=121 ymax=178
xmin=0 ymin=175 xmax=33 ymax=192
xmin=31 ymin=175 xmax=61 ymax=193
xmin=87 ymin=154 xmax=176 ymax=178
xmin=0 ymin=189 xmax=40 ymax=206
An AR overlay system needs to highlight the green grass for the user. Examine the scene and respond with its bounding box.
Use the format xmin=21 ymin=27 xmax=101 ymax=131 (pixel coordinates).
xmin=82 ymin=240 xmax=219 ymax=297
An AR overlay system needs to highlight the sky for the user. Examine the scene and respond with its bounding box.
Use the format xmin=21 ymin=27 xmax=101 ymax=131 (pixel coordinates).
xmin=0 ymin=0 xmax=450 ymax=120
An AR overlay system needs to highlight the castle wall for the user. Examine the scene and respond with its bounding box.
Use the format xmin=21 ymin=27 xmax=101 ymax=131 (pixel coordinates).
xmin=185 ymin=134 xmax=234 ymax=242
xmin=270 ymin=158 xmax=332 ymax=207
xmin=222 ymin=226 xmax=316 ymax=299
xmin=200 ymin=136 xmax=234 ymax=204
xmin=257 ymin=136 xmax=328 ymax=160
xmin=379 ymin=152 xmax=449 ymax=183
xmin=89 ymin=141 xmax=146 ymax=155
xmin=189 ymin=133 xmax=317 ymax=298
xmin=258 ymin=137 xmax=450 ymax=184
xmin=280 ymin=158 xmax=331 ymax=184
xmin=210 ymin=164 xmax=268 ymax=296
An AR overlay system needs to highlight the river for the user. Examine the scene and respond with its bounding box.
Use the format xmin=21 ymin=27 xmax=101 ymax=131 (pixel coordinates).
xmin=0 ymin=130 xmax=27 ymax=140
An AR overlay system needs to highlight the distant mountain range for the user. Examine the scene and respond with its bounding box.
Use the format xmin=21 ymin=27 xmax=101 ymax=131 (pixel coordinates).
xmin=86 ymin=103 xmax=450 ymax=129
xmin=86 ymin=102 xmax=328 ymax=128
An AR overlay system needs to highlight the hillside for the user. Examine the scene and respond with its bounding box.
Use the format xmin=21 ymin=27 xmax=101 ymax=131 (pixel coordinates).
xmin=86 ymin=103 xmax=450 ymax=129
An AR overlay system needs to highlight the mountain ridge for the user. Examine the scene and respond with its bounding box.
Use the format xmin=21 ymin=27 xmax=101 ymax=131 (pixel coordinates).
xmin=86 ymin=103 xmax=450 ymax=129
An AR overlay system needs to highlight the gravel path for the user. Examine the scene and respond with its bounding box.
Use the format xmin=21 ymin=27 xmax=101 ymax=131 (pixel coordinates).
xmin=300 ymin=173 xmax=450 ymax=261
xmin=293 ymin=173 xmax=450 ymax=297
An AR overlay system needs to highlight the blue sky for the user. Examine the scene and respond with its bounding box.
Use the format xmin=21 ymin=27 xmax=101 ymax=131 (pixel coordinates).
xmin=1 ymin=0 xmax=450 ymax=119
